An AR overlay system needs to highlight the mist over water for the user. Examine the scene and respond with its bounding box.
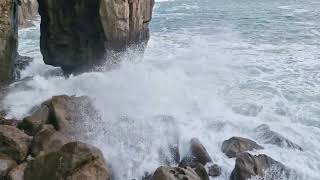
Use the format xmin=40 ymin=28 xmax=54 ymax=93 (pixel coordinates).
xmin=2 ymin=0 xmax=320 ymax=179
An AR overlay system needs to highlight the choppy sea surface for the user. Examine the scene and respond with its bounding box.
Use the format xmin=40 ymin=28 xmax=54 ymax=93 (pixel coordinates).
xmin=2 ymin=0 xmax=320 ymax=179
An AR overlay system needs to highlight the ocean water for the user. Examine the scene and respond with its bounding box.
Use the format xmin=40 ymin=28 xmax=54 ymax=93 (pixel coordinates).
xmin=2 ymin=0 xmax=320 ymax=179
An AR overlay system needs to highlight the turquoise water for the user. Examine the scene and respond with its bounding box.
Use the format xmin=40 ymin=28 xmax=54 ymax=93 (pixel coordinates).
xmin=2 ymin=0 xmax=320 ymax=179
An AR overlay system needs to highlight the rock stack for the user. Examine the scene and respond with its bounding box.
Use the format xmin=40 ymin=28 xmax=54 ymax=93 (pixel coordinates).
xmin=0 ymin=0 xmax=18 ymax=83
xmin=17 ymin=0 xmax=38 ymax=28
xmin=37 ymin=0 xmax=155 ymax=72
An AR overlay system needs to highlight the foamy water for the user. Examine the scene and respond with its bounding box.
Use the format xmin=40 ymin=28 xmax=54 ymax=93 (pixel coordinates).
xmin=1 ymin=0 xmax=320 ymax=179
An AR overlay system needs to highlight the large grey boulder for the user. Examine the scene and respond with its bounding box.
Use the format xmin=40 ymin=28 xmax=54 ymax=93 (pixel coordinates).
xmin=0 ymin=0 xmax=18 ymax=83
xmin=37 ymin=0 xmax=155 ymax=72
xmin=230 ymin=153 xmax=292 ymax=180
xmin=255 ymin=124 xmax=303 ymax=151
xmin=221 ymin=137 xmax=263 ymax=158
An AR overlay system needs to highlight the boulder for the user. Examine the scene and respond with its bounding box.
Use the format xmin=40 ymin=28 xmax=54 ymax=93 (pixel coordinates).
xmin=179 ymin=157 xmax=209 ymax=180
xmin=0 ymin=125 xmax=31 ymax=162
xmin=151 ymin=166 xmax=201 ymax=180
xmin=25 ymin=141 xmax=111 ymax=180
xmin=221 ymin=137 xmax=263 ymax=158
xmin=230 ymin=153 xmax=291 ymax=180
xmin=0 ymin=0 xmax=18 ymax=83
xmin=18 ymin=105 xmax=50 ymax=136
xmin=0 ymin=154 xmax=17 ymax=178
xmin=189 ymin=138 xmax=212 ymax=165
xmin=37 ymin=0 xmax=154 ymax=72
xmin=208 ymin=164 xmax=222 ymax=177
xmin=255 ymin=124 xmax=303 ymax=151
xmin=31 ymin=124 xmax=70 ymax=156
xmin=7 ymin=162 xmax=27 ymax=180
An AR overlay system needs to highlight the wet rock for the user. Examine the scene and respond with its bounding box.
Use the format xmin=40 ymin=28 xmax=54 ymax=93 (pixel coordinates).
xmin=208 ymin=164 xmax=222 ymax=177
xmin=37 ymin=0 xmax=154 ymax=72
xmin=7 ymin=162 xmax=27 ymax=180
xmin=221 ymin=137 xmax=263 ymax=158
xmin=18 ymin=105 xmax=50 ymax=136
xmin=151 ymin=166 xmax=201 ymax=180
xmin=31 ymin=124 xmax=70 ymax=156
xmin=0 ymin=154 xmax=17 ymax=178
xmin=0 ymin=118 xmax=19 ymax=126
xmin=178 ymin=157 xmax=209 ymax=180
xmin=189 ymin=138 xmax=212 ymax=165
xmin=17 ymin=0 xmax=38 ymax=28
xmin=255 ymin=124 xmax=303 ymax=151
xmin=230 ymin=153 xmax=291 ymax=180
xmin=15 ymin=54 xmax=33 ymax=79
xmin=25 ymin=141 xmax=111 ymax=180
xmin=0 ymin=125 xmax=31 ymax=162
xmin=0 ymin=0 xmax=19 ymax=83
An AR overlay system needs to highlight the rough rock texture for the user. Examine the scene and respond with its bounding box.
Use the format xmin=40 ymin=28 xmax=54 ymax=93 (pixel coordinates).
xmin=31 ymin=124 xmax=70 ymax=156
xmin=0 ymin=154 xmax=17 ymax=178
xmin=0 ymin=0 xmax=18 ymax=83
xmin=17 ymin=0 xmax=38 ymax=27
xmin=19 ymin=95 xmax=94 ymax=137
xmin=221 ymin=137 xmax=263 ymax=158
xmin=151 ymin=166 xmax=201 ymax=180
xmin=18 ymin=105 xmax=50 ymax=136
xmin=230 ymin=153 xmax=291 ymax=180
xmin=189 ymin=138 xmax=212 ymax=165
xmin=7 ymin=162 xmax=27 ymax=180
xmin=0 ymin=125 xmax=31 ymax=162
xmin=208 ymin=164 xmax=222 ymax=177
xmin=24 ymin=141 xmax=111 ymax=180
xmin=37 ymin=0 xmax=155 ymax=72
xmin=255 ymin=124 xmax=303 ymax=151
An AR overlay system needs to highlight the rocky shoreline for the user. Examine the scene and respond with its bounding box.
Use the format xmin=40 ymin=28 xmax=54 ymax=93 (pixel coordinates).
xmin=0 ymin=95 xmax=302 ymax=180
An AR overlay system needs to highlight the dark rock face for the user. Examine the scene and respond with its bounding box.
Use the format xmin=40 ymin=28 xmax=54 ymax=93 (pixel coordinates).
xmin=0 ymin=0 xmax=18 ymax=83
xmin=189 ymin=138 xmax=212 ymax=165
xmin=221 ymin=137 xmax=263 ymax=158
xmin=24 ymin=141 xmax=112 ymax=180
xmin=151 ymin=166 xmax=201 ymax=180
xmin=230 ymin=153 xmax=291 ymax=180
xmin=255 ymin=124 xmax=303 ymax=151
xmin=37 ymin=0 xmax=155 ymax=72
xmin=208 ymin=164 xmax=222 ymax=177
xmin=0 ymin=125 xmax=31 ymax=162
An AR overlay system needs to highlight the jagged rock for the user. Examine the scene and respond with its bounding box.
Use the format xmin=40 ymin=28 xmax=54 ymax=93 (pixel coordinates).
xmin=178 ymin=157 xmax=209 ymax=180
xmin=221 ymin=137 xmax=263 ymax=158
xmin=0 ymin=125 xmax=31 ymax=162
xmin=151 ymin=166 xmax=201 ymax=180
xmin=255 ymin=124 xmax=303 ymax=151
xmin=189 ymin=138 xmax=212 ymax=165
xmin=7 ymin=162 xmax=27 ymax=180
xmin=15 ymin=54 xmax=33 ymax=78
xmin=230 ymin=153 xmax=291 ymax=180
xmin=37 ymin=0 xmax=154 ymax=72
xmin=18 ymin=105 xmax=50 ymax=136
xmin=17 ymin=0 xmax=38 ymax=28
xmin=0 ymin=118 xmax=19 ymax=126
xmin=208 ymin=164 xmax=222 ymax=177
xmin=25 ymin=141 xmax=111 ymax=180
xmin=0 ymin=154 xmax=17 ymax=178
xmin=31 ymin=124 xmax=70 ymax=156
xmin=0 ymin=0 xmax=18 ymax=83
